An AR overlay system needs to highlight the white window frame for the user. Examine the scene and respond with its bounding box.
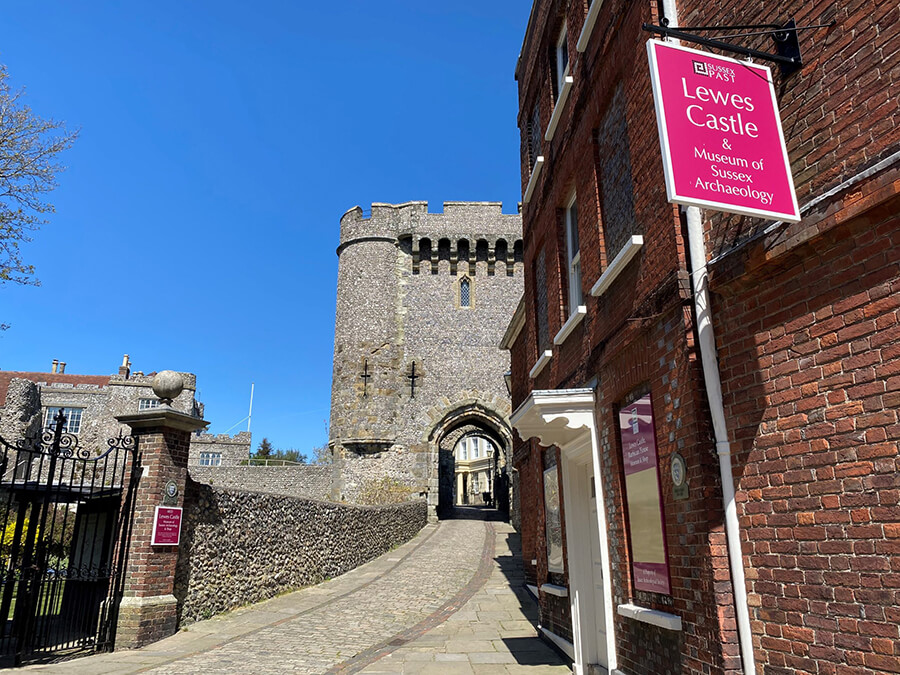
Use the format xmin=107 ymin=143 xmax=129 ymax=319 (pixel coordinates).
xmin=472 ymin=437 xmax=480 ymax=459
xmin=44 ymin=406 xmax=84 ymax=435
xmin=139 ymin=398 xmax=161 ymax=411
xmin=565 ymin=193 xmax=582 ymax=314
xmin=555 ymin=23 xmax=569 ymax=99
xmin=199 ymin=452 xmax=222 ymax=467
xmin=458 ymin=440 xmax=468 ymax=461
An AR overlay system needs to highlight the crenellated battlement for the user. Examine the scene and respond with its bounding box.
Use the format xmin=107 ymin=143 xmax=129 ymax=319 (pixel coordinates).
xmin=339 ymin=201 xmax=521 ymax=246
xmin=338 ymin=201 xmax=523 ymax=276
xmin=192 ymin=431 xmax=252 ymax=445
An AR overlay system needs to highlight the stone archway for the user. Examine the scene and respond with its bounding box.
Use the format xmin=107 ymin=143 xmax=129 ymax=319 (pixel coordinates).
xmin=424 ymin=397 xmax=513 ymax=520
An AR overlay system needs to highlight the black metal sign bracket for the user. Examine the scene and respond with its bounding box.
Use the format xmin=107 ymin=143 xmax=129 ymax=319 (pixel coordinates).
xmin=642 ymin=18 xmax=836 ymax=76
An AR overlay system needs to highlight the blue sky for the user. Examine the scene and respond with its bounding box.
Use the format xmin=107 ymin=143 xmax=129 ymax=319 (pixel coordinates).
xmin=0 ymin=1 xmax=528 ymax=454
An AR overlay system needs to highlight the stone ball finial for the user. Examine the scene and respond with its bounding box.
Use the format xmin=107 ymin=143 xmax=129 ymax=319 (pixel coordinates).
xmin=152 ymin=370 xmax=184 ymax=405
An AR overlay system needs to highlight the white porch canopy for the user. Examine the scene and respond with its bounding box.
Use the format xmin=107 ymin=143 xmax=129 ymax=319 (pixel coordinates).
xmin=511 ymin=388 xmax=617 ymax=675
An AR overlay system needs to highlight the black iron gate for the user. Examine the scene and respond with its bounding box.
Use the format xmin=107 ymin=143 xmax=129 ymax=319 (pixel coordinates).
xmin=0 ymin=411 xmax=141 ymax=665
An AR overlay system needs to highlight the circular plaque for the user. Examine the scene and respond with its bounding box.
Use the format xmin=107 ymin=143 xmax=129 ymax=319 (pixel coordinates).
xmin=671 ymin=453 xmax=686 ymax=487
xmin=165 ymin=481 xmax=179 ymax=499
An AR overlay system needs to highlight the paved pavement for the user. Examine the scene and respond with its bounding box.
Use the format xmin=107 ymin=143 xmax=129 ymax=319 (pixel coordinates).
xmin=22 ymin=508 xmax=571 ymax=674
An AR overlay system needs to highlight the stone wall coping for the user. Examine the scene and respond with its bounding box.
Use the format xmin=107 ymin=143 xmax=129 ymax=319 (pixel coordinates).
xmin=117 ymin=408 xmax=209 ymax=433
xmin=195 ymin=480 xmax=426 ymax=511
xmin=191 ymin=433 xmax=252 ymax=444
xmin=120 ymin=594 xmax=178 ymax=607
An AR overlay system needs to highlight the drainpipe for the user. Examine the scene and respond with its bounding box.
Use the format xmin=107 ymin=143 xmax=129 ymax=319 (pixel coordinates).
xmin=685 ymin=206 xmax=756 ymax=675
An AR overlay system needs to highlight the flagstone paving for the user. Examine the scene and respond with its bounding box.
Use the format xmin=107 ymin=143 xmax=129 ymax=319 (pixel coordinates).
xmin=22 ymin=508 xmax=570 ymax=674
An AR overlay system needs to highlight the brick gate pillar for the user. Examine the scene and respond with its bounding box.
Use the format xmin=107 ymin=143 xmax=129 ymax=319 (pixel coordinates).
xmin=114 ymin=371 xmax=207 ymax=649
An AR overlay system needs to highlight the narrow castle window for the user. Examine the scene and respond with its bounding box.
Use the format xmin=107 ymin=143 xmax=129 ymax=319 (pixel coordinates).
xmin=460 ymin=277 xmax=471 ymax=307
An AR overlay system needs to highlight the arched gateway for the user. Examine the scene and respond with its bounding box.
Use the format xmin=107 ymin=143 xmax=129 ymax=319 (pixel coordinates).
xmin=426 ymin=402 xmax=512 ymax=518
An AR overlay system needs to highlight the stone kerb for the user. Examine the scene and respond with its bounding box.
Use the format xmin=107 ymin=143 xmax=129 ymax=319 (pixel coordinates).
xmin=114 ymin=406 xmax=208 ymax=650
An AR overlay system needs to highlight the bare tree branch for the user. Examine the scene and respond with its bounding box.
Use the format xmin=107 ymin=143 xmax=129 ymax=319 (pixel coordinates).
xmin=0 ymin=63 xmax=78 ymax=292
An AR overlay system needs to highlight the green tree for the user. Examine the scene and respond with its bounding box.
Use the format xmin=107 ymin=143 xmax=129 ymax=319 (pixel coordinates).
xmin=277 ymin=448 xmax=308 ymax=464
xmin=0 ymin=64 xmax=77 ymax=316
xmin=255 ymin=437 xmax=274 ymax=459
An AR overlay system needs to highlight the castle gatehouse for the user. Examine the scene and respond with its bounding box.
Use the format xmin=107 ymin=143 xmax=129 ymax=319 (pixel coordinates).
xmin=328 ymin=201 xmax=523 ymax=519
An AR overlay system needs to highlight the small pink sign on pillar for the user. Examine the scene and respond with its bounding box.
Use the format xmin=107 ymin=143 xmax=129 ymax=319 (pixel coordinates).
xmin=647 ymin=39 xmax=800 ymax=222
xmin=151 ymin=506 xmax=183 ymax=546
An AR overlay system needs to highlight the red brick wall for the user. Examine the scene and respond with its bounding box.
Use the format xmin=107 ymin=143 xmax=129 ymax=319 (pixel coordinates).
xmin=690 ymin=1 xmax=900 ymax=258
xmin=687 ymin=0 xmax=900 ymax=671
xmin=515 ymin=1 xmax=740 ymax=672
xmin=124 ymin=427 xmax=190 ymax=598
xmin=714 ymin=198 xmax=900 ymax=674
xmin=514 ymin=0 xmax=899 ymax=673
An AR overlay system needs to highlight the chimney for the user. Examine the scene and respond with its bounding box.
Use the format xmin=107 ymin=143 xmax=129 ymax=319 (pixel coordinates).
xmin=51 ymin=359 xmax=58 ymax=374
xmin=58 ymin=362 xmax=66 ymax=374
xmin=119 ymin=354 xmax=131 ymax=378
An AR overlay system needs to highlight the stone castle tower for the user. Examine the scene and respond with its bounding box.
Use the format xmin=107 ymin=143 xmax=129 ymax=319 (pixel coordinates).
xmin=329 ymin=201 xmax=523 ymax=518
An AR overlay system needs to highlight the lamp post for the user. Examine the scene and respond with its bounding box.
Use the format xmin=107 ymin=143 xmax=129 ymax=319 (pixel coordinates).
xmin=488 ymin=444 xmax=497 ymax=508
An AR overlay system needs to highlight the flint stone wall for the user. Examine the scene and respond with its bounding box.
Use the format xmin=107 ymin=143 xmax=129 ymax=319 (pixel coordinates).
xmin=174 ymin=480 xmax=427 ymax=625
xmin=188 ymin=464 xmax=332 ymax=500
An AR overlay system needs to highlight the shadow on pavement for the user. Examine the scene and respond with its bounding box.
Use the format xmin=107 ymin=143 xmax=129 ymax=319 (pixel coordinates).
xmin=495 ymin=531 xmax=572 ymax=669
xmin=440 ymin=505 xmax=508 ymax=521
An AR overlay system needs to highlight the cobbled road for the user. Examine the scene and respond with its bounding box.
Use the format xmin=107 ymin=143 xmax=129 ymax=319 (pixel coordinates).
xmin=24 ymin=509 xmax=570 ymax=674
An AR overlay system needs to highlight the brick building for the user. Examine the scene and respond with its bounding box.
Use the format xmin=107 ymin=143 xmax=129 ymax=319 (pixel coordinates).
xmin=329 ymin=202 xmax=521 ymax=517
xmin=0 ymin=356 xmax=251 ymax=467
xmin=507 ymin=1 xmax=898 ymax=674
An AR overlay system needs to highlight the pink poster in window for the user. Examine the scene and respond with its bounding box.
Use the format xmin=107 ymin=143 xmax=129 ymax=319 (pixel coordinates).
xmin=151 ymin=506 xmax=183 ymax=546
xmin=619 ymin=394 xmax=670 ymax=594
xmin=647 ymin=39 xmax=800 ymax=222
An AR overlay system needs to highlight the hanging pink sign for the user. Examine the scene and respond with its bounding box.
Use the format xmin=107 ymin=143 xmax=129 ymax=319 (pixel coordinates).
xmin=647 ymin=39 xmax=800 ymax=222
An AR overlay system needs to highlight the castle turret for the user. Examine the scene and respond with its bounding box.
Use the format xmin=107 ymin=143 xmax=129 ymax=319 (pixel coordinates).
xmin=329 ymin=203 xmax=418 ymax=448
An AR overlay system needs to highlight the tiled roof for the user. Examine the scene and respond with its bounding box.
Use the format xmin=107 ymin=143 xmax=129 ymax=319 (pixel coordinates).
xmin=0 ymin=372 xmax=111 ymax=405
